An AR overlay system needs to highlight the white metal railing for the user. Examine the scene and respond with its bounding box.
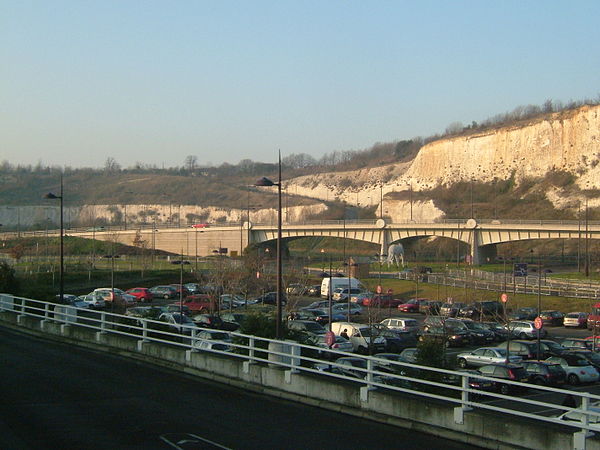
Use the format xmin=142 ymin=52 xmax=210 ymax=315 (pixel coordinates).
xmin=2 ymin=294 xmax=600 ymax=441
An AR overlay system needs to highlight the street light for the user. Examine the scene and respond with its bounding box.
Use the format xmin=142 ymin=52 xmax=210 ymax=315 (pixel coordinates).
xmin=255 ymin=152 xmax=283 ymax=339
xmin=44 ymin=175 xmax=64 ymax=304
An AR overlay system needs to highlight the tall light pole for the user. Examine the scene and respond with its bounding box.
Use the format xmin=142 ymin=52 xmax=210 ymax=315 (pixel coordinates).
xmin=44 ymin=175 xmax=64 ymax=303
xmin=255 ymin=151 xmax=283 ymax=339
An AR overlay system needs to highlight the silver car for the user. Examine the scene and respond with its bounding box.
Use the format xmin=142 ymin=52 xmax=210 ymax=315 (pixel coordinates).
xmin=457 ymin=347 xmax=522 ymax=368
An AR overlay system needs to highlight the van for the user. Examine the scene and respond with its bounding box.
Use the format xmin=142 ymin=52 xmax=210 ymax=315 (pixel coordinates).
xmin=330 ymin=322 xmax=386 ymax=354
xmin=321 ymin=277 xmax=364 ymax=299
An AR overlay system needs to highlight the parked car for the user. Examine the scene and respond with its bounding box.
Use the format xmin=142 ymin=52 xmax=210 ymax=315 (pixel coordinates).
xmin=158 ymin=312 xmax=198 ymax=334
xmin=302 ymin=300 xmax=330 ymax=310
xmin=563 ymin=312 xmax=589 ymax=328
xmin=509 ymin=307 xmax=538 ymax=321
xmin=476 ymin=363 xmax=530 ymax=395
xmin=419 ymin=301 xmax=442 ymax=315
xmin=397 ymin=299 xmax=423 ymax=313
xmin=220 ymin=294 xmax=249 ymax=309
xmin=307 ymin=285 xmax=321 ymax=297
xmin=540 ymin=310 xmax=565 ymax=327
xmin=332 ymin=302 xmax=363 ymax=316
xmin=170 ymin=284 xmax=191 ymax=298
xmin=332 ymin=288 xmax=366 ymax=302
xmin=192 ymin=330 xmax=232 ymax=352
xmin=380 ymin=317 xmax=420 ymax=334
xmin=92 ymin=287 xmax=125 ymax=303
xmin=399 ymin=347 xmax=419 ymax=363
xmin=330 ymin=322 xmax=386 ymax=354
xmin=172 ymin=294 xmax=217 ymax=313
xmin=351 ymin=292 xmax=374 ymax=306
xmin=184 ymin=283 xmax=201 ymax=294
xmin=457 ymin=347 xmax=522 ymax=368
xmin=376 ymin=327 xmax=418 ymax=353
xmin=440 ymin=302 xmax=466 ymax=317
xmin=314 ymin=335 xmax=354 ymax=359
xmin=149 ymin=285 xmax=178 ymax=299
xmin=546 ymin=353 xmax=600 ymax=385
xmin=455 ymin=320 xmax=495 ymax=345
xmin=254 ymin=292 xmax=287 ymax=305
xmin=539 ymin=339 xmax=567 ymax=357
xmin=220 ymin=312 xmax=247 ymax=331
xmin=507 ymin=321 xmax=547 ymax=339
xmin=79 ymin=292 xmax=106 ymax=310
xmin=570 ymin=350 xmax=600 ymax=373
xmin=418 ymin=326 xmax=470 ymax=347
xmin=60 ymin=294 xmax=90 ymax=309
xmin=561 ymin=338 xmax=595 ymax=351
xmin=125 ymin=287 xmax=154 ymax=303
xmin=480 ymin=322 xmax=509 ymax=341
xmin=498 ymin=340 xmax=555 ymax=360
xmin=363 ymin=295 xmax=403 ymax=308
xmin=191 ymin=314 xmax=224 ymax=329
xmin=521 ymin=361 xmax=567 ymax=386
xmin=286 ymin=283 xmax=308 ymax=296
xmin=458 ymin=301 xmax=503 ymax=320
xmin=287 ymin=319 xmax=326 ymax=336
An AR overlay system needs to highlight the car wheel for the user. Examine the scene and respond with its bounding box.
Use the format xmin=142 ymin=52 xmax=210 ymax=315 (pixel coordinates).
xmin=519 ymin=332 xmax=528 ymax=339
xmin=164 ymin=294 xmax=170 ymax=299
xmin=458 ymin=358 xmax=467 ymax=369
xmin=499 ymin=384 xmax=510 ymax=395
xmin=357 ymin=346 xmax=368 ymax=355
xmin=568 ymin=374 xmax=580 ymax=385
xmin=532 ymin=377 xmax=546 ymax=386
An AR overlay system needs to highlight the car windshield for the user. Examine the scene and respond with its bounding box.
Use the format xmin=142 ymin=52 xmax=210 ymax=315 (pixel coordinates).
xmin=566 ymin=313 xmax=581 ymax=318
xmin=304 ymin=322 xmax=325 ymax=332
xmin=209 ymin=332 xmax=229 ymax=340
xmin=543 ymin=341 xmax=564 ymax=352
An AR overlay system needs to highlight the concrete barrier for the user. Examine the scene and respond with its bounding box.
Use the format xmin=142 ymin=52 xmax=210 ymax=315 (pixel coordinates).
xmin=0 ymin=310 xmax=596 ymax=450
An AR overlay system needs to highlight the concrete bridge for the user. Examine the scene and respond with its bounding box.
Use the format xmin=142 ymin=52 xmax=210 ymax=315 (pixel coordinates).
xmin=45 ymin=218 xmax=600 ymax=265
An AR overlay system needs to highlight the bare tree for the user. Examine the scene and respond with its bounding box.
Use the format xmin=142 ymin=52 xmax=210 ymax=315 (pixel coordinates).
xmin=184 ymin=155 xmax=198 ymax=172
xmin=104 ymin=157 xmax=121 ymax=173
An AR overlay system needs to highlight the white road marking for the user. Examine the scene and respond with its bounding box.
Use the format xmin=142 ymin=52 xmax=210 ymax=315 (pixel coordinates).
xmin=160 ymin=433 xmax=232 ymax=450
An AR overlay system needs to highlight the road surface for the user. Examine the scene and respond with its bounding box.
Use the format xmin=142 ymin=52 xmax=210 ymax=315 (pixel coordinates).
xmin=0 ymin=327 xmax=480 ymax=449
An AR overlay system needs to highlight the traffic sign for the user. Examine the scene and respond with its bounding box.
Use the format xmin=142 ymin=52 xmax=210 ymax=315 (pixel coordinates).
xmin=376 ymin=285 xmax=383 ymax=294
xmin=325 ymin=331 xmax=335 ymax=347
xmin=501 ymin=293 xmax=508 ymax=303
xmin=534 ymin=317 xmax=543 ymax=330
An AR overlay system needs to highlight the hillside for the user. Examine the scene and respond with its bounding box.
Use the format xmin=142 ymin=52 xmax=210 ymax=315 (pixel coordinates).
xmin=1 ymin=104 xmax=599 ymax=229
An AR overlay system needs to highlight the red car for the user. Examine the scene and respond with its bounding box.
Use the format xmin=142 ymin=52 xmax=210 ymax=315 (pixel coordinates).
xmin=398 ymin=299 xmax=425 ymax=313
xmin=363 ymin=295 xmax=403 ymax=308
xmin=172 ymin=294 xmax=218 ymax=313
xmin=126 ymin=287 xmax=154 ymax=303
xmin=191 ymin=223 xmax=210 ymax=228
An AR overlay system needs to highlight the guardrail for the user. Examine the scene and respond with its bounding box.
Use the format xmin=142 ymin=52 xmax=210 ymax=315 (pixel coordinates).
xmin=1 ymin=294 xmax=600 ymax=447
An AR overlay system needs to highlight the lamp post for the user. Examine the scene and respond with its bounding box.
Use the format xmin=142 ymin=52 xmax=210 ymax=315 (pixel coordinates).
xmin=255 ymin=152 xmax=283 ymax=339
xmin=44 ymin=175 xmax=64 ymax=304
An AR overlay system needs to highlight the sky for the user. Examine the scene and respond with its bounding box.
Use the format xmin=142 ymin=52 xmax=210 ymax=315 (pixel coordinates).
xmin=2 ymin=1 xmax=600 ymax=169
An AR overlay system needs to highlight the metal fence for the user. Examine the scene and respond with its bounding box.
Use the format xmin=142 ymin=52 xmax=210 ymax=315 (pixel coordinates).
xmin=394 ymin=270 xmax=600 ymax=300
xmin=2 ymin=294 xmax=600 ymax=444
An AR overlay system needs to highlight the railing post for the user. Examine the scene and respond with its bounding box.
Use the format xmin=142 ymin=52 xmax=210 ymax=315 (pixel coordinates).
xmin=137 ymin=319 xmax=149 ymax=351
xmin=454 ymin=374 xmax=473 ymax=424
xmin=574 ymin=396 xmax=594 ymax=450
xmin=285 ymin=341 xmax=301 ymax=383
xmin=360 ymin=359 xmax=375 ymax=402
xmin=186 ymin=328 xmax=198 ymax=362
xmin=243 ymin=337 xmax=256 ymax=374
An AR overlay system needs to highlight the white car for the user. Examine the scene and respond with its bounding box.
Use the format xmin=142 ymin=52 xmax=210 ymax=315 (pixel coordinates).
xmin=380 ymin=317 xmax=420 ymax=334
xmin=546 ymin=355 xmax=600 ymax=385
xmin=193 ymin=330 xmax=232 ymax=351
xmin=457 ymin=347 xmax=522 ymax=368
xmin=79 ymin=293 xmax=106 ymax=309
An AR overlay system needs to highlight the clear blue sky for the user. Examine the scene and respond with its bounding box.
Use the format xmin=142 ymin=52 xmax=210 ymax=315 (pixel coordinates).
xmin=2 ymin=1 xmax=600 ymax=169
